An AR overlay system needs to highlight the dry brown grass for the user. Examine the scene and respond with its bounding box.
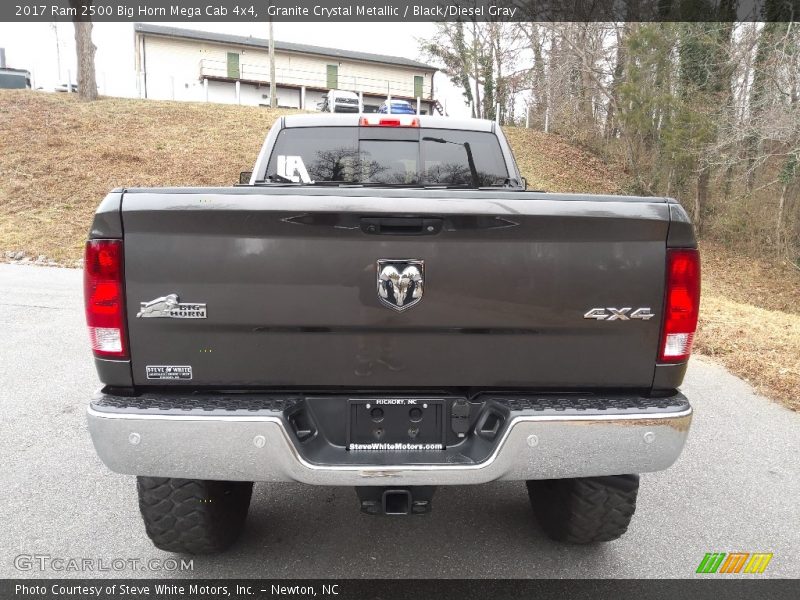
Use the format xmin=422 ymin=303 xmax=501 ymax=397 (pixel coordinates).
xmin=503 ymin=127 xmax=626 ymax=194
xmin=1 ymin=90 xmax=797 ymax=409
xmin=695 ymin=294 xmax=800 ymax=410
xmin=700 ymin=241 xmax=800 ymax=315
xmin=695 ymin=242 xmax=800 ymax=409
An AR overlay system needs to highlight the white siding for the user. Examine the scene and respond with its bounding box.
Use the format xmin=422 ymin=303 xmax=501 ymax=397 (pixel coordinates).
xmin=140 ymin=37 xmax=208 ymax=102
xmin=205 ymin=80 xmax=302 ymax=108
xmin=137 ymin=33 xmax=433 ymax=108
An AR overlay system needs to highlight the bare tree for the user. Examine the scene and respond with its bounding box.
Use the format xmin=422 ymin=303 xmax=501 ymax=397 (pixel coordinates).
xmin=428 ymin=17 xmax=799 ymax=257
xmin=69 ymin=0 xmax=98 ymax=101
xmin=517 ymin=23 xmax=548 ymax=128
xmin=421 ymin=20 xmax=525 ymax=123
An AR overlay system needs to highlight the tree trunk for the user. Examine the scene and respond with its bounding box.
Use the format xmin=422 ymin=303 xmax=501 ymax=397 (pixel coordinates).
xmin=482 ymin=44 xmax=495 ymax=122
xmin=575 ymin=25 xmax=594 ymax=129
xmin=471 ymin=22 xmax=482 ymax=118
xmin=776 ymin=182 xmax=787 ymax=255
xmin=605 ymin=23 xmax=631 ymax=140
xmin=746 ymin=21 xmax=788 ymax=190
xmin=694 ymin=167 xmax=710 ymax=234
xmin=70 ymin=3 xmax=97 ymax=101
xmin=491 ymin=26 xmax=503 ymax=125
xmin=533 ymin=38 xmax=546 ymax=129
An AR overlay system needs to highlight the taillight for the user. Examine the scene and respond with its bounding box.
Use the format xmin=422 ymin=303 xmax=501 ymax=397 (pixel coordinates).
xmin=84 ymin=239 xmax=128 ymax=359
xmin=659 ymin=248 xmax=700 ymax=362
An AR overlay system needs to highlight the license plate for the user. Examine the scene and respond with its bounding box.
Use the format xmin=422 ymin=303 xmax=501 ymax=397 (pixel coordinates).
xmin=347 ymin=399 xmax=446 ymax=451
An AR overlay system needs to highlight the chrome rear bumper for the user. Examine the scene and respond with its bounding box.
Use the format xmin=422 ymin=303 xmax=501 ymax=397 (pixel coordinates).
xmin=87 ymin=391 xmax=691 ymax=485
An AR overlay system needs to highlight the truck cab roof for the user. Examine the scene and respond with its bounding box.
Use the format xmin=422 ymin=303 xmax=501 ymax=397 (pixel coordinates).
xmin=281 ymin=113 xmax=496 ymax=132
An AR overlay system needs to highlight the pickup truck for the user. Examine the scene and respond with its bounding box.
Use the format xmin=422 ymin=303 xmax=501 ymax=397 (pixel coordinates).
xmin=318 ymin=89 xmax=361 ymax=113
xmin=85 ymin=113 xmax=699 ymax=554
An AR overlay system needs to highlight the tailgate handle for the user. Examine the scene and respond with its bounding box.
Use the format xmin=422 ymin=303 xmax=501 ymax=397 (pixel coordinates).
xmin=361 ymin=217 xmax=442 ymax=236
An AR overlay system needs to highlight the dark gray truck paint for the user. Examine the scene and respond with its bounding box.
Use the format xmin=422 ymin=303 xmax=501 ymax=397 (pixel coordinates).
xmin=90 ymin=188 xmax=690 ymax=391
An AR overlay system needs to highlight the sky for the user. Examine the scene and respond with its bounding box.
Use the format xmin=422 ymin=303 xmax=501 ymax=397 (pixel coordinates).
xmin=0 ymin=21 xmax=470 ymax=116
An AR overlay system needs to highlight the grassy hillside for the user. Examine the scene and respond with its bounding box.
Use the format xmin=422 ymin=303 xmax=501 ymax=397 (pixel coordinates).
xmin=0 ymin=91 xmax=300 ymax=262
xmin=0 ymin=90 xmax=796 ymax=408
xmin=503 ymin=127 xmax=626 ymax=194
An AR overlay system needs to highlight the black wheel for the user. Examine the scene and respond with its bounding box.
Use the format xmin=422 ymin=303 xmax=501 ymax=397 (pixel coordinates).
xmin=526 ymin=475 xmax=639 ymax=544
xmin=137 ymin=477 xmax=253 ymax=554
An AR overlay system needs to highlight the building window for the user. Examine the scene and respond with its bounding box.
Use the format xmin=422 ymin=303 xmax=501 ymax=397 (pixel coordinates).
xmin=414 ymin=76 xmax=424 ymax=99
xmin=327 ymin=64 xmax=338 ymax=89
xmin=227 ymin=52 xmax=240 ymax=79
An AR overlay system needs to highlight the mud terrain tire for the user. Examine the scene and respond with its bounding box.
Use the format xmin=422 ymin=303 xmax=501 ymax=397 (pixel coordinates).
xmin=137 ymin=477 xmax=253 ymax=554
xmin=526 ymin=475 xmax=639 ymax=544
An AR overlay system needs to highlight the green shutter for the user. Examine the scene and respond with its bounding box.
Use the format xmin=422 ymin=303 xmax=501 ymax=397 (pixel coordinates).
xmin=327 ymin=64 xmax=338 ymax=89
xmin=227 ymin=53 xmax=240 ymax=79
xmin=414 ymin=75 xmax=424 ymax=99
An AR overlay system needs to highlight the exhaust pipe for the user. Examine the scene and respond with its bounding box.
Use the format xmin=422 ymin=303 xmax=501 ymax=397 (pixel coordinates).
xmin=355 ymin=486 xmax=436 ymax=515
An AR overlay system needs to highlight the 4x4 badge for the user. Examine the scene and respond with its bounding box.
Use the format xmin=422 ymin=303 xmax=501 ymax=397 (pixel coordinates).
xmin=136 ymin=294 xmax=207 ymax=319
xmin=377 ymin=260 xmax=424 ymax=312
xmin=584 ymin=307 xmax=654 ymax=321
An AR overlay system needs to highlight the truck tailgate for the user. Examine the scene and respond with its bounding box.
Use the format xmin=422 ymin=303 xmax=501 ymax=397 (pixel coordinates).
xmin=121 ymin=189 xmax=669 ymax=389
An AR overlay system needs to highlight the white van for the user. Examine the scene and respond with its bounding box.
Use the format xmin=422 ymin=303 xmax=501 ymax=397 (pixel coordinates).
xmin=319 ymin=89 xmax=361 ymax=113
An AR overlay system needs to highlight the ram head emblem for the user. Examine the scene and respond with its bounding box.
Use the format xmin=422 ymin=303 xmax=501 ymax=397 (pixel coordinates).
xmin=376 ymin=260 xmax=424 ymax=312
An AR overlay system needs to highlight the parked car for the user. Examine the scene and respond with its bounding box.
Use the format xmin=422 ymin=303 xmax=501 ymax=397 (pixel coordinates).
xmin=0 ymin=67 xmax=31 ymax=90
xmin=318 ymin=89 xmax=360 ymax=113
xmin=55 ymin=83 xmax=78 ymax=93
xmin=85 ymin=113 xmax=698 ymax=554
xmin=378 ymin=99 xmax=416 ymax=114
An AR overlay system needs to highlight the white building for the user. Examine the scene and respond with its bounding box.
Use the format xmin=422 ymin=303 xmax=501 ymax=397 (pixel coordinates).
xmin=133 ymin=24 xmax=442 ymax=114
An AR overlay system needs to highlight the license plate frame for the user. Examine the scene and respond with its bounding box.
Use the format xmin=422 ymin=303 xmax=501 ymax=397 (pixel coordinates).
xmin=347 ymin=398 xmax=447 ymax=451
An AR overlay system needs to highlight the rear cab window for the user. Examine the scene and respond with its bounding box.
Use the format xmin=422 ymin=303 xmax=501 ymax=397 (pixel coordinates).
xmin=264 ymin=127 xmax=510 ymax=187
